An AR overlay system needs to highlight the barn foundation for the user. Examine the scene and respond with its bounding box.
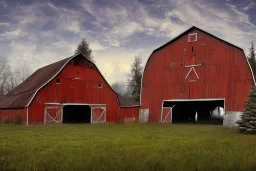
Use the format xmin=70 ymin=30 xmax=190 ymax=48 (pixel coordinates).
xmin=223 ymin=112 xmax=242 ymax=127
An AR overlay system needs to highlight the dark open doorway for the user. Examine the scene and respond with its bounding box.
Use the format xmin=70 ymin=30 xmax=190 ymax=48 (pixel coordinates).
xmin=163 ymin=99 xmax=224 ymax=125
xmin=63 ymin=105 xmax=91 ymax=123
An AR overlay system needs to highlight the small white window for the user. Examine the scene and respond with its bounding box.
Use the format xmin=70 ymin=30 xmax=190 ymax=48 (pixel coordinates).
xmin=98 ymin=83 xmax=102 ymax=88
xmin=188 ymin=33 xmax=197 ymax=42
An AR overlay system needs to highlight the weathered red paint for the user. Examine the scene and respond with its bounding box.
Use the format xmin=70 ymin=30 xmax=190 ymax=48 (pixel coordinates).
xmin=27 ymin=56 xmax=120 ymax=124
xmin=0 ymin=55 xmax=139 ymax=124
xmin=0 ymin=108 xmax=27 ymax=124
xmin=141 ymin=27 xmax=254 ymax=123
xmin=119 ymin=107 xmax=140 ymax=123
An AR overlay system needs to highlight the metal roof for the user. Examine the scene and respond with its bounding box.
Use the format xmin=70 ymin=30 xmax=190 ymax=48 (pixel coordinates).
xmin=117 ymin=95 xmax=139 ymax=107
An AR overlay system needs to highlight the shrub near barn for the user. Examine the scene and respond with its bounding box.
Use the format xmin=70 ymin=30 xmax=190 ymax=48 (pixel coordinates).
xmin=237 ymin=86 xmax=256 ymax=134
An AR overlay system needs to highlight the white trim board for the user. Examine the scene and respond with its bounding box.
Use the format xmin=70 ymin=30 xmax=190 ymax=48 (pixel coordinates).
xmin=185 ymin=64 xmax=201 ymax=68
xmin=244 ymin=52 xmax=256 ymax=85
xmin=26 ymin=108 xmax=28 ymax=126
xmin=63 ymin=103 xmax=106 ymax=106
xmin=45 ymin=103 xmax=62 ymax=105
xmin=45 ymin=102 xmax=106 ymax=106
xmin=163 ymin=98 xmax=225 ymax=102
xmin=119 ymin=105 xmax=140 ymax=108
xmin=185 ymin=67 xmax=199 ymax=80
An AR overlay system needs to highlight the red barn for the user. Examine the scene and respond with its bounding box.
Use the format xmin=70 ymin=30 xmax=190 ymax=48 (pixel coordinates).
xmin=0 ymin=54 xmax=139 ymax=125
xmin=140 ymin=26 xmax=255 ymax=126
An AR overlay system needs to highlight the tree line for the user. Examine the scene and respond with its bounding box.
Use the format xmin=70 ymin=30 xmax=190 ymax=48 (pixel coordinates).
xmin=0 ymin=58 xmax=30 ymax=98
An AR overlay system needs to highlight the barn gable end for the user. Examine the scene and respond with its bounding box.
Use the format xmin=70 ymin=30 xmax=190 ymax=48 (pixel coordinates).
xmin=140 ymin=26 xmax=254 ymax=124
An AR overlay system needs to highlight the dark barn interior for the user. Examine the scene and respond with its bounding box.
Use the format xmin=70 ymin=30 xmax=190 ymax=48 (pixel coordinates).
xmin=63 ymin=105 xmax=91 ymax=123
xmin=163 ymin=100 xmax=224 ymax=124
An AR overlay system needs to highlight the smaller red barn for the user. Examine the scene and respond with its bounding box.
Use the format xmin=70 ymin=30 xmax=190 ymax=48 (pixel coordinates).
xmin=0 ymin=54 xmax=139 ymax=125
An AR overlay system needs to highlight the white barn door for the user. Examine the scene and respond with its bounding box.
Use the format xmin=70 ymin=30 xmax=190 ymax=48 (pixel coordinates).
xmin=90 ymin=106 xmax=106 ymax=123
xmin=44 ymin=106 xmax=63 ymax=124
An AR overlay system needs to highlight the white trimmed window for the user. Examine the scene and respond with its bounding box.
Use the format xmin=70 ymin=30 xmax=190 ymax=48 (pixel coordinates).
xmin=188 ymin=33 xmax=197 ymax=42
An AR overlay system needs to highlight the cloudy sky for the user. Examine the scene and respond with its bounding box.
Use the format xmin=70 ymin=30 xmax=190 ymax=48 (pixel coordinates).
xmin=0 ymin=0 xmax=255 ymax=85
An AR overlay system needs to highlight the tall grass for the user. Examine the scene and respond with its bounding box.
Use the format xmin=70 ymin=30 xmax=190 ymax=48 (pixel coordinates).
xmin=1 ymin=124 xmax=256 ymax=170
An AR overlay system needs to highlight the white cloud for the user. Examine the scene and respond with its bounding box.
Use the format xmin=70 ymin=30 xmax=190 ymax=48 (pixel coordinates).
xmin=144 ymin=0 xmax=256 ymax=53
xmin=65 ymin=20 xmax=81 ymax=33
xmin=1 ymin=0 xmax=256 ymax=85
xmin=1 ymin=29 xmax=21 ymax=38
xmin=0 ymin=22 xmax=9 ymax=27
xmin=48 ymin=2 xmax=59 ymax=11
xmin=89 ymin=41 xmax=108 ymax=51
xmin=7 ymin=42 xmax=36 ymax=70
xmin=243 ymin=1 xmax=255 ymax=11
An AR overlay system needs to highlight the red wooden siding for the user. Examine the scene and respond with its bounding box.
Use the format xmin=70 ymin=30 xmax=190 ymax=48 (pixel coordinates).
xmin=27 ymin=56 xmax=119 ymax=124
xmin=119 ymin=107 xmax=140 ymax=123
xmin=141 ymin=28 xmax=254 ymax=123
xmin=0 ymin=108 xmax=27 ymax=124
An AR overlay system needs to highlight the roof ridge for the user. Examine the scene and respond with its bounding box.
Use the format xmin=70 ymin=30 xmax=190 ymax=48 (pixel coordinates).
xmin=153 ymin=26 xmax=243 ymax=53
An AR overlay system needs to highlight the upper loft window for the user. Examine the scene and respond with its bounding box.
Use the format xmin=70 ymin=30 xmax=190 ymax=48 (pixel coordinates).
xmin=98 ymin=83 xmax=102 ymax=88
xmin=188 ymin=33 xmax=197 ymax=42
xmin=56 ymin=78 xmax=60 ymax=84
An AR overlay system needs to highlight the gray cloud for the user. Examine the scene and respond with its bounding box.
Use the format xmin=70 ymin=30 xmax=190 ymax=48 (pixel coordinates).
xmin=0 ymin=0 xmax=255 ymax=87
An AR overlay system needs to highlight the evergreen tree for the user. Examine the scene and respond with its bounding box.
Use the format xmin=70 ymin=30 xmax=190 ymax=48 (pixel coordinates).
xmin=248 ymin=41 xmax=256 ymax=79
xmin=237 ymin=86 xmax=256 ymax=134
xmin=75 ymin=38 xmax=94 ymax=61
xmin=127 ymin=55 xmax=143 ymax=102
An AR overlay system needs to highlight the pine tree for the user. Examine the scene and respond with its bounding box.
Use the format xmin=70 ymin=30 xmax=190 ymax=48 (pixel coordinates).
xmin=237 ymin=86 xmax=256 ymax=134
xmin=75 ymin=38 xmax=94 ymax=61
xmin=248 ymin=41 xmax=256 ymax=79
xmin=127 ymin=55 xmax=143 ymax=102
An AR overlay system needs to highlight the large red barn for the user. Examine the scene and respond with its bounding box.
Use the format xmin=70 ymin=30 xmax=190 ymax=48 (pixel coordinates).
xmin=0 ymin=54 xmax=139 ymax=124
xmin=140 ymin=26 xmax=255 ymax=126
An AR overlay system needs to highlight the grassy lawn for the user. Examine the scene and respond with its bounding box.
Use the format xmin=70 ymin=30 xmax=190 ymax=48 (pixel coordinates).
xmin=0 ymin=124 xmax=256 ymax=171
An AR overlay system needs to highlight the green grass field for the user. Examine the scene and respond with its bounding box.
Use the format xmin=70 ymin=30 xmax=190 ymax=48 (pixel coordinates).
xmin=1 ymin=124 xmax=256 ymax=171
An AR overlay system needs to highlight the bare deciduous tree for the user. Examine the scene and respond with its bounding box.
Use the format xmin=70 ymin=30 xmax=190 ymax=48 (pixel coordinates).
xmin=12 ymin=62 xmax=31 ymax=86
xmin=0 ymin=57 xmax=31 ymax=98
xmin=0 ymin=57 xmax=12 ymax=97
